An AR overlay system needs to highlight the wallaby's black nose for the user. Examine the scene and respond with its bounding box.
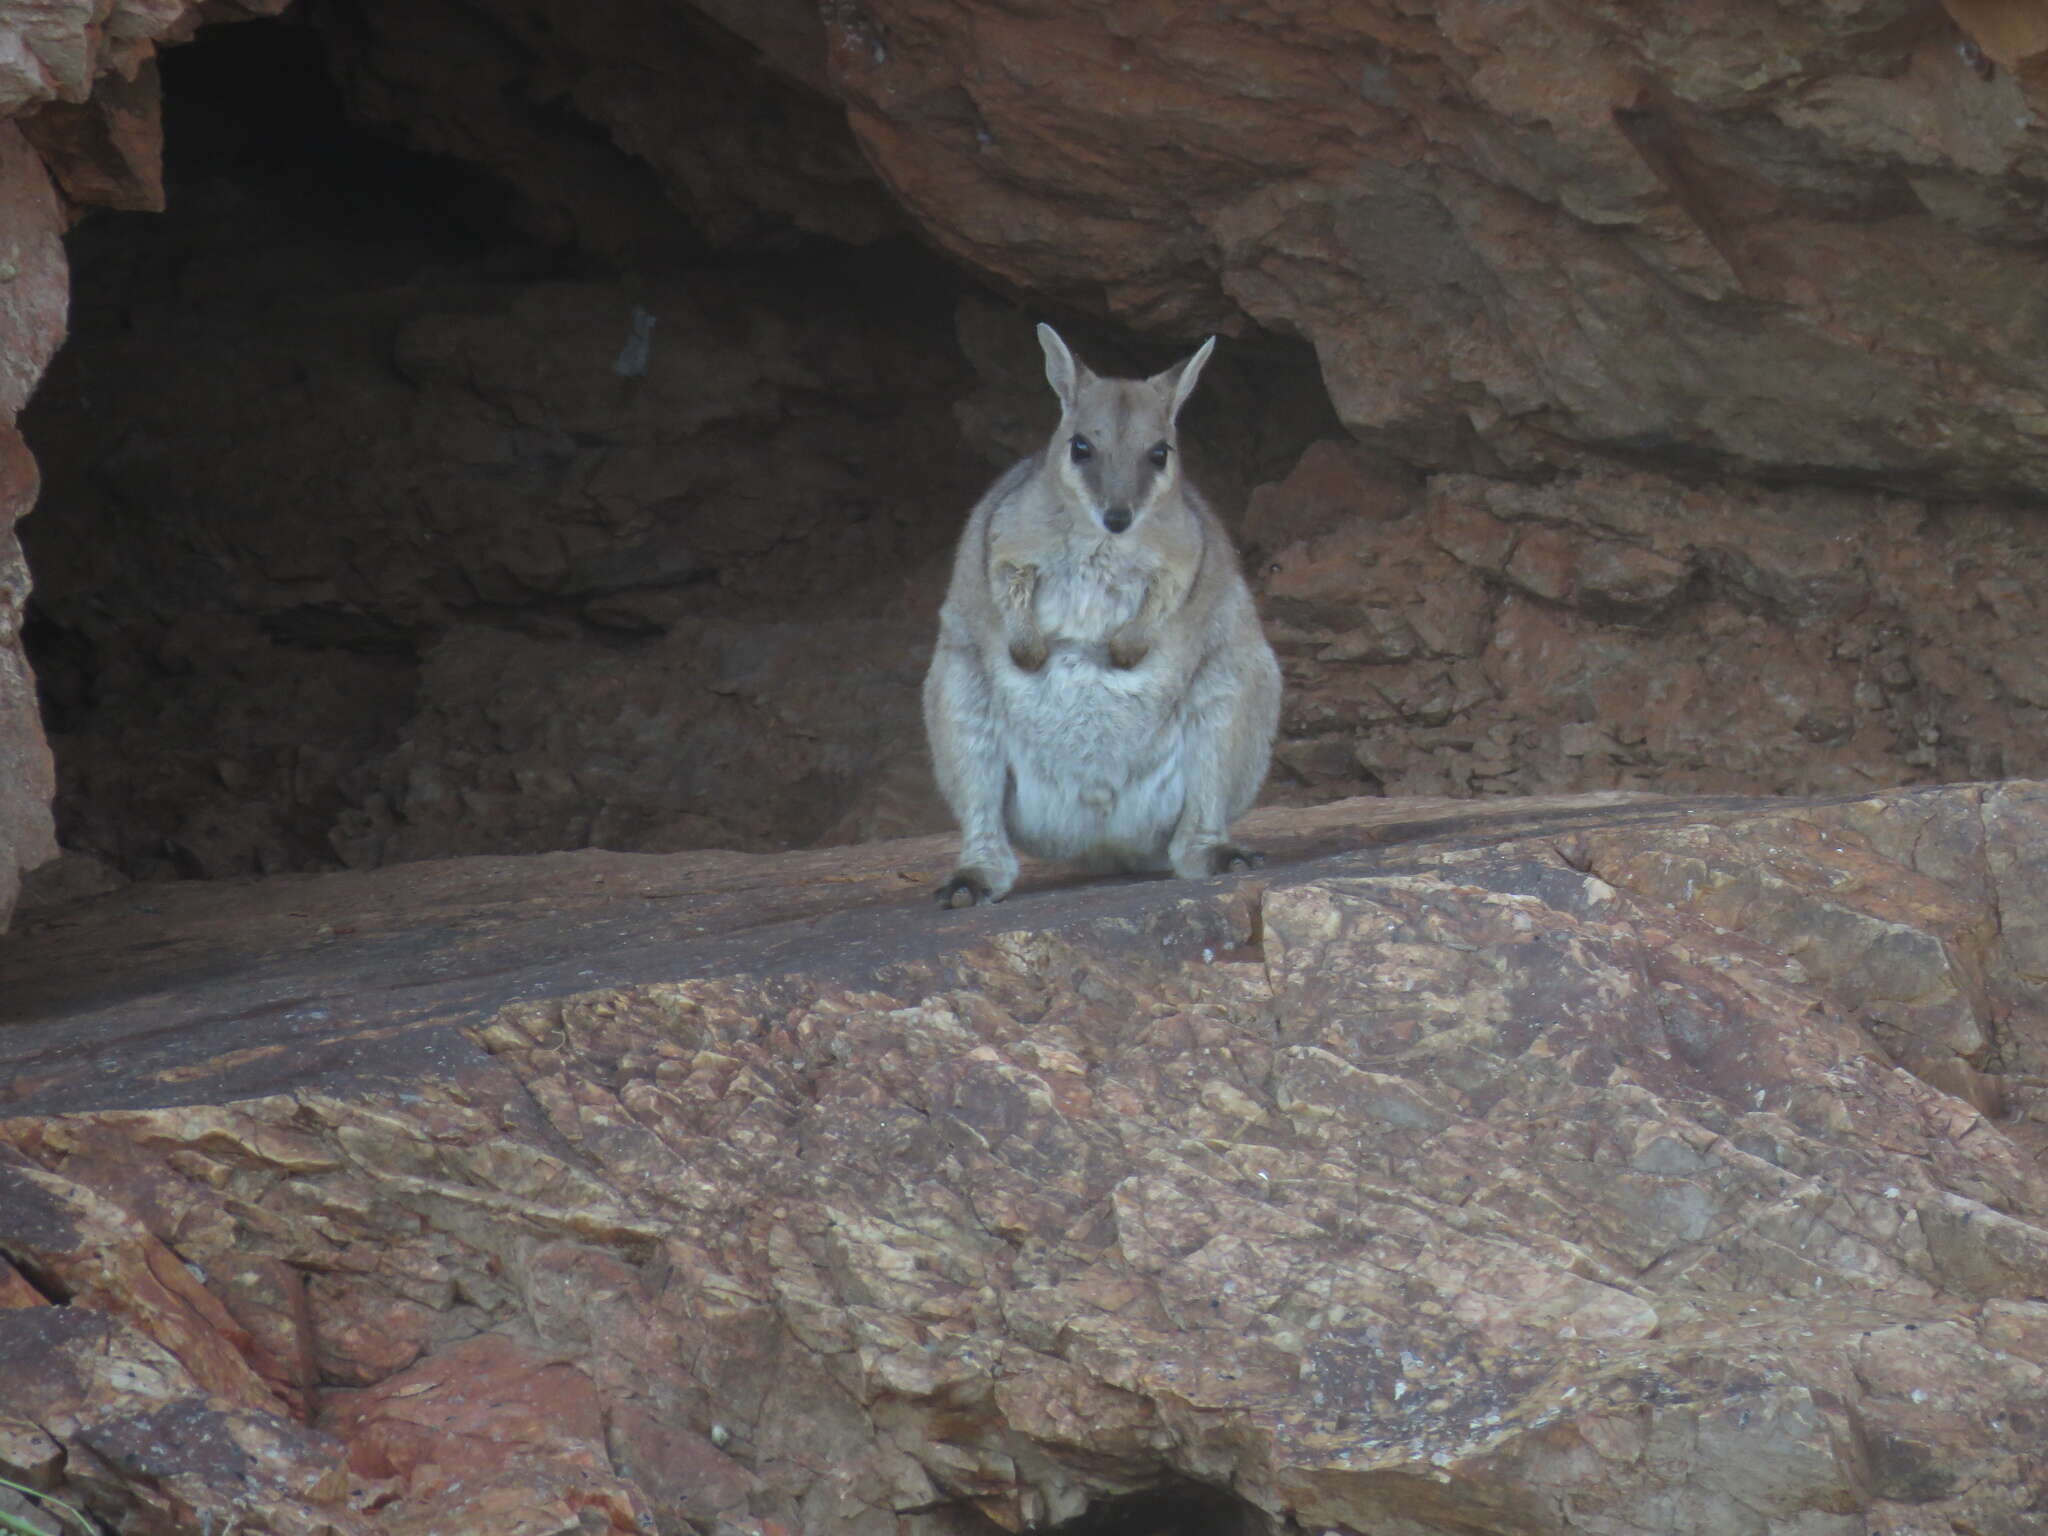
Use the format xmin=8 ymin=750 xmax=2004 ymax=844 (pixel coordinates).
xmin=1103 ymin=506 xmax=1133 ymax=534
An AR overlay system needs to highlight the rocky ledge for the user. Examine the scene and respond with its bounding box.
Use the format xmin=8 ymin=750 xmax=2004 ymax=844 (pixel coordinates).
xmin=2 ymin=784 xmax=2046 ymax=1535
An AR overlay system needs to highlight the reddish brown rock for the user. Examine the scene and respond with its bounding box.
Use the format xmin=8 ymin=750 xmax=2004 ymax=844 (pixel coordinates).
xmin=0 ymin=1253 xmax=44 ymax=1308
xmin=0 ymin=1163 xmax=366 ymax=1534
xmin=323 ymin=1333 xmax=645 ymax=1534
xmin=1252 ymin=451 xmax=2048 ymax=806
xmin=0 ymin=121 xmax=66 ymax=933
xmin=19 ymin=7 xmax=2048 ymax=897
xmin=3 ymin=786 xmax=2047 ymax=1534
xmin=17 ymin=58 xmax=164 ymax=212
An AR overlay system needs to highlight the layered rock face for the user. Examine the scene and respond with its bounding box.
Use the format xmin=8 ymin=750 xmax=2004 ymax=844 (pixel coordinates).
xmin=3 ymin=785 xmax=2047 ymax=1532
xmin=830 ymin=0 xmax=2048 ymax=497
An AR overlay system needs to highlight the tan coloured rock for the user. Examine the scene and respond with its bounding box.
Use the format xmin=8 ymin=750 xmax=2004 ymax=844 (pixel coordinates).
xmin=2 ymin=786 xmax=2047 ymax=1533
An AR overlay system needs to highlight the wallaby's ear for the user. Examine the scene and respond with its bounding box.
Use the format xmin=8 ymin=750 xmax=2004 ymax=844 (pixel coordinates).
xmin=1163 ymin=335 xmax=1216 ymax=421
xmin=1038 ymin=323 xmax=1079 ymax=409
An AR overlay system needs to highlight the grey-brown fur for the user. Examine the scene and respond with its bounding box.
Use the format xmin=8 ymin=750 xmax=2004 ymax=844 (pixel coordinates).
xmin=923 ymin=324 xmax=1281 ymax=906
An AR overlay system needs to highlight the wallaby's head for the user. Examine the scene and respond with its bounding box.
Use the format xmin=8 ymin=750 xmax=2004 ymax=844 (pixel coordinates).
xmin=1037 ymin=323 xmax=1215 ymax=538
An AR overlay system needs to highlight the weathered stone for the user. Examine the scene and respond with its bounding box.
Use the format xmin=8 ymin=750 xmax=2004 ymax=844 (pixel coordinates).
xmin=8 ymin=17 xmax=2048 ymax=1525
xmin=22 ymin=10 xmax=2048 ymax=893
xmin=0 ymin=1303 xmax=364 ymax=1534
xmin=2 ymin=786 xmax=2046 ymax=1533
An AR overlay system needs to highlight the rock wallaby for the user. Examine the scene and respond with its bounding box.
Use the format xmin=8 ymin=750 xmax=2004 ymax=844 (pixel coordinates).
xmin=923 ymin=324 xmax=1281 ymax=907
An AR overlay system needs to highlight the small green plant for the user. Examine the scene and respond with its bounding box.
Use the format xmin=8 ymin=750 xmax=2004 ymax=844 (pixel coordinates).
xmin=0 ymin=1474 xmax=95 ymax=1536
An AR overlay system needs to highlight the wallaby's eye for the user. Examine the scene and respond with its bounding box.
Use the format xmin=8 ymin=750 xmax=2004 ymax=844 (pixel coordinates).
xmin=1148 ymin=442 xmax=1171 ymax=468
xmin=1070 ymin=435 xmax=1093 ymax=463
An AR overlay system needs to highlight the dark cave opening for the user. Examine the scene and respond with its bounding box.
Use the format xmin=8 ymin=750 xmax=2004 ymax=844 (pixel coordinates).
xmin=145 ymin=12 xmax=535 ymax=270
xmin=17 ymin=8 xmax=993 ymax=886
xmin=1045 ymin=1484 xmax=1266 ymax=1536
xmin=15 ymin=5 xmax=1343 ymax=896
xmin=13 ymin=0 xmax=1354 ymax=905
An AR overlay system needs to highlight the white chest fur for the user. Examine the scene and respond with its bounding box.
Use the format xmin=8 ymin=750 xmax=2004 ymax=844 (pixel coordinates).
xmin=987 ymin=546 xmax=1191 ymax=862
xmin=1030 ymin=544 xmax=1148 ymax=644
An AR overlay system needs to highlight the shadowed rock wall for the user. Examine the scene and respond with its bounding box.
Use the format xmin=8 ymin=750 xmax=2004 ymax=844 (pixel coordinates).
xmin=1250 ymin=450 xmax=2048 ymax=802
xmin=826 ymin=0 xmax=2048 ymax=498
xmin=15 ymin=12 xmax=1336 ymax=885
xmin=9 ymin=0 xmax=2048 ymax=926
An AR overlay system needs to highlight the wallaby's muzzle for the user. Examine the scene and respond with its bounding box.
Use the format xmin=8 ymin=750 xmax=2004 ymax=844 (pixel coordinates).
xmin=1102 ymin=505 xmax=1133 ymax=534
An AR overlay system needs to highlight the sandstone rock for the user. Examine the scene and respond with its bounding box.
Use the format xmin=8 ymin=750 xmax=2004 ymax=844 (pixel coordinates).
xmin=3 ymin=786 xmax=2047 ymax=1533
xmin=0 ymin=125 xmax=68 ymax=416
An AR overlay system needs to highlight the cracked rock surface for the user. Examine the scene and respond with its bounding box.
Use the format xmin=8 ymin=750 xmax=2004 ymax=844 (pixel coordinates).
xmin=3 ymin=784 xmax=2047 ymax=1534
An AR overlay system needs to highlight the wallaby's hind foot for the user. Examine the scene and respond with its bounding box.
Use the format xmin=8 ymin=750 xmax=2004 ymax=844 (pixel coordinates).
xmin=1176 ymin=842 xmax=1264 ymax=879
xmin=935 ymin=867 xmax=1007 ymax=908
xmin=1214 ymin=843 xmax=1265 ymax=874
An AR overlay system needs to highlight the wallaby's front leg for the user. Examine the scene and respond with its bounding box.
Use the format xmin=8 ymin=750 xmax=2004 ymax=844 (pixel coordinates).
xmin=995 ymin=561 xmax=1048 ymax=672
xmin=923 ymin=643 xmax=1020 ymax=906
xmin=1106 ymin=569 xmax=1189 ymax=670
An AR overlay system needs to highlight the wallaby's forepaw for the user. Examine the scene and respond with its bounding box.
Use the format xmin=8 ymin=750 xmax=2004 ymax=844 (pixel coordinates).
xmin=935 ymin=868 xmax=1005 ymax=908
xmin=1197 ymin=843 xmax=1264 ymax=877
xmin=1107 ymin=634 xmax=1150 ymax=670
xmin=1008 ymin=635 xmax=1048 ymax=673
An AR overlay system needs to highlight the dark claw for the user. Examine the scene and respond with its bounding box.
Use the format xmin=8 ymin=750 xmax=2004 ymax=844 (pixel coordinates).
xmin=1206 ymin=843 xmax=1265 ymax=876
xmin=1008 ymin=640 xmax=1047 ymax=672
xmin=935 ymin=870 xmax=1000 ymax=908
